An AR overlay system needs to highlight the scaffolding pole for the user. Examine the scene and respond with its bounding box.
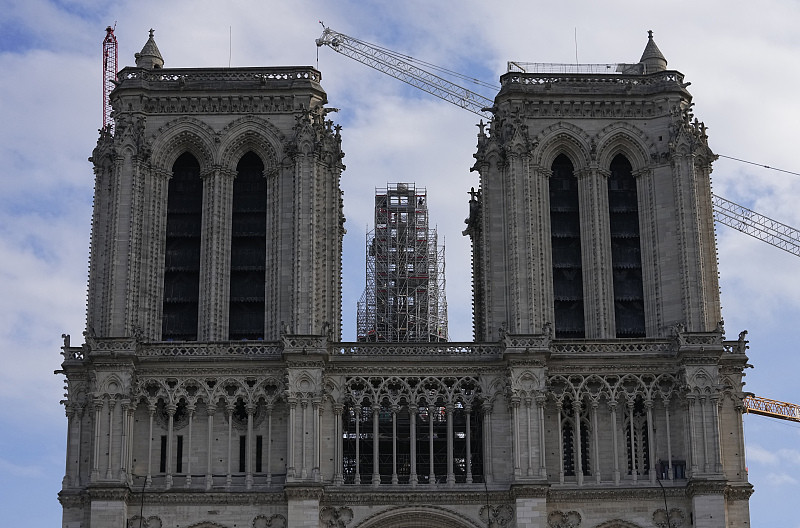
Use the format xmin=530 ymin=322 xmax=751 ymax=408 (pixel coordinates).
xmin=357 ymin=183 xmax=448 ymax=342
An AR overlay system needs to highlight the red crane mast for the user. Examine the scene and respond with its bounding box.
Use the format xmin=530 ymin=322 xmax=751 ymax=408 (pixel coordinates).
xmin=102 ymin=25 xmax=118 ymax=132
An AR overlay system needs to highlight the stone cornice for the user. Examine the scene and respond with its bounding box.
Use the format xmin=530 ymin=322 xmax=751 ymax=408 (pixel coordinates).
xmin=128 ymin=490 xmax=286 ymax=505
xmin=283 ymin=485 xmax=324 ymax=500
xmin=322 ymin=489 xmax=513 ymax=506
xmin=547 ymin=486 xmax=684 ymax=502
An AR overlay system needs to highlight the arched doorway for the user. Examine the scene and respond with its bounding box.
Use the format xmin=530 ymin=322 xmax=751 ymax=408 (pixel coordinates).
xmin=353 ymin=505 xmax=482 ymax=528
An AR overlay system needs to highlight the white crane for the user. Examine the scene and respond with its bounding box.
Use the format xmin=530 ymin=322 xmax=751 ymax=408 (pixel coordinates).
xmin=316 ymin=26 xmax=800 ymax=259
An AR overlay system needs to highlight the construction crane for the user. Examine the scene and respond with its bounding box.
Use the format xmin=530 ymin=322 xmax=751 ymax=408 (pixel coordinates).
xmin=317 ymin=26 xmax=800 ymax=422
xmin=316 ymin=26 xmax=494 ymax=120
xmin=316 ymin=26 xmax=800 ymax=259
xmin=102 ymin=25 xmax=118 ymax=132
xmin=743 ymin=395 xmax=800 ymax=422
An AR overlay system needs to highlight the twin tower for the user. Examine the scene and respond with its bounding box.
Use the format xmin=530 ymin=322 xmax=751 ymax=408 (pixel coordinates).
xmin=58 ymin=31 xmax=752 ymax=528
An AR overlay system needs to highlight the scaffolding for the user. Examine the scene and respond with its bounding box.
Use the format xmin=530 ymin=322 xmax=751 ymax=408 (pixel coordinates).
xmin=357 ymin=183 xmax=448 ymax=342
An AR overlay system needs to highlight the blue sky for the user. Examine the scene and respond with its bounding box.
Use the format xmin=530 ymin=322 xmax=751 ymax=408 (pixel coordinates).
xmin=2 ymin=0 xmax=800 ymax=526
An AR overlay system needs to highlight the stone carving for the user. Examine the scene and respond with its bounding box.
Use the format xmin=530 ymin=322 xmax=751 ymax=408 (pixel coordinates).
xmin=252 ymin=513 xmax=286 ymax=528
xmin=319 ymin=506 xmax=353 ymax=527
xmin=128 ymin=515 xmax=162 ymax=528
xmin=479 ymin=504 xmax=514 ymax=527
xmin=548 ymin=510 xmax=581 ymax=528
xmin=653 ymin=508 xmax=685 ymax=528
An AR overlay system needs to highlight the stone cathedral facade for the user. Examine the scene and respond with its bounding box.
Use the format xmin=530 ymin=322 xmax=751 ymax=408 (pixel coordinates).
xmin=58 ymin=32 xmax=752 ymax=528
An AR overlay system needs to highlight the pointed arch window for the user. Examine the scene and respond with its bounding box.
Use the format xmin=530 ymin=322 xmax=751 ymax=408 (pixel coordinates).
xmin=550 ymin=154 xmax=585 ymax=338
xmin=162 ymin=152 xmax=202 ymax=341
xmin=608 ymin=154 xmax=645 ymax=337
xmin=229 ymin=151 xmax=267 ymax=340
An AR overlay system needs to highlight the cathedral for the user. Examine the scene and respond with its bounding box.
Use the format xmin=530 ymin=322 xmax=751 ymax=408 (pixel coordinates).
xmin=57 ymin=30 xmax=753 ymax=528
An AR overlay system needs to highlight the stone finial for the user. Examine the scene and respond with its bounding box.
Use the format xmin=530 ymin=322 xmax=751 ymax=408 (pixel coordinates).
xmin=135 ymin=28 xmax=164 ymax=69
xmin=639 ymin=29 xmax=667 ymax=73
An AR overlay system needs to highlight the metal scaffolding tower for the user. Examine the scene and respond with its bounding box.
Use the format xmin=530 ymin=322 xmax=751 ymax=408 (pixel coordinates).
xmin=357 ymin=183 xmax=448 ymax=342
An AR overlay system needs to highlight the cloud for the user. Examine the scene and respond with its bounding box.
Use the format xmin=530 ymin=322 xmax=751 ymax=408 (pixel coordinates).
xmin=747 ymin=444 xmax=779 ymax=466
xmin=3 ymin=1 xmax=800 ymax=527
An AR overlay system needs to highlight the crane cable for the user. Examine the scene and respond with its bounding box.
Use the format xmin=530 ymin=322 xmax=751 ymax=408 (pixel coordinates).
xmin=717 ymin=155 xmax=800 ymax=177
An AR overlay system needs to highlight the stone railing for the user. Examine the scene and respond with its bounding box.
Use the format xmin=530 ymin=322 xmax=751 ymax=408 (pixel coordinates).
xmin=138 ymin=341 xmax=283 ymax=358
xmin=116 ymin=66 xmax=321 ymax=86
xmin=551 ymin=340 xmax=673 ymax=356
xmin=500 ymin=70 xmax=684 ymax=88
xmin=333 ymin=342 xmax=502 ymax=359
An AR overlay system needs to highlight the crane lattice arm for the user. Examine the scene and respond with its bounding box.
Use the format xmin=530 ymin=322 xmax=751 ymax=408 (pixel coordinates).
xmin=743 ymin=395 xmax=800 ymax=422
xmin=317 ymin=27 xmax=800 ymax=259
xmin=316 ymin=27 xmax=494 ymax=120
xmin=712 ymin=194 xmax=800 ymax=257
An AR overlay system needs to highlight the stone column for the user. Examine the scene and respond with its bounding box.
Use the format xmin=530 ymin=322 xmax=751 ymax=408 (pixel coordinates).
xmin=105 ymin=396 xmax=116 ymax=480
xmin=185 ymin=404 xmax=194 ymax=487
xmin=573 ymin=400 xmax=583 ymax=486
xmin=63 ymin=405 xmax=75 ymax=488
xmin=591 ymin=401 xmax=600 ymax=484
xmin=409 ymin=405 xmax=418 ymax=486
xmin=287 ymin=397 xmax=296 ymax=480
xmin=428 ymin=405 xmax=435 ymax=483
xmin=610 ymin=401 xmax=620 ymax=485
xmin=663 ymin=398 xmax=673 ymax=480
xmin=556 ymin=401 xmax=565 ymax=484
xmin=145 ymin=404 xmax=155 ymax=487
xmin=465 ymin=403 xmax=473 ymax=484
xmin=446 ymin=403 xmax=455 ymax=486
xmin=577 ymin=166 xmax=615 ymax=338
xmin=119 ymin=399 xmax=132 ymax=483
xmin=354 ymin=404 xmax=361 ymax=485
xmin=313 ymin=398 xmax=322 ymax=482
xmin=301 ymin=399 xmax=308 ymax=479
xmin=332 ymin=404 xmax=342 ymax=485
xmin=687 ymin=396 xmax=699 ymax=476
xmin=646 ymin=399 xmax=655 ymax=485
xmin=267 ymin=404 xmax=274 ymax=485
xmin=165 ymin=403 xmax=175 ymax=489
xmin=372 ymin=403 xmax=381 ymax=486
xmin=536 ymin=395 xmax=547 ymax=479
xmin=225 ymin=403 xmax=234 ymax=488
xmin=246 ymin=403 xmax=255 ymax=489
xmin=74 ymin=405 xmax=84 ymax=487
xmin=205 ymin=404 xmax=215 ymax=490
xmin=628 ymin=401 xmax=637 ymax=483
xmin=700 ymin=397 xmax=710 ymax=474
xmin=391 ymin=404 xmax=399 ymax=485
xmin=525 ymin=398 xmax=534 ymax=476
xmin=482 ymin=400 xmax=493 ymax=484
xmin=511 ymin=396 xmax=522 ymax=477
xmin=91 ymin=397 xmax=103 ymax=482
xmin=198 ymin=166 xmax=234 ymax=340
xmin=711 ymin=396 xmax=722 ymax=474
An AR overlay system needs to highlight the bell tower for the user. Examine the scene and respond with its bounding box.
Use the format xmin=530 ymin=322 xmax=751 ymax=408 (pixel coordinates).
xmin=467 ymin=32 xmax=720 ymax=342
xmin=87 ymin=30 xmax=345 ymax=343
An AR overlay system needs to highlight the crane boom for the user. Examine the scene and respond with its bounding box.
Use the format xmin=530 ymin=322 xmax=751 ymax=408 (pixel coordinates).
xmin=743 ymin=395 xmax=800 ymax=422
xmin=316 ymin=27 xmax=494 ymax=119
xmin=316 ymin=27 xmax=800 ymax=257
xmin=712 ymin=194 xmax=800 ymax=257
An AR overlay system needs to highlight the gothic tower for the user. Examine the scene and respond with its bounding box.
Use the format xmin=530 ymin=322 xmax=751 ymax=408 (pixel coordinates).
xmin=463 ymin=32 xmax=751 ymax=527
xmin=59 ymin=31 xmax=345 ymax=527
xmin=467 ymin=32 xmax=720 ymax=343
xmin=86 ymin=30 xmax=345 ymax=344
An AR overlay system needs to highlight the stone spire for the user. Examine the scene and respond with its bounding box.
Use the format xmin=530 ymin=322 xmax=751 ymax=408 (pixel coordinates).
xmin=135 ymin=29 xmax=164 ymax=69
xmin=639 ymin=30 xmax=667 ymax=73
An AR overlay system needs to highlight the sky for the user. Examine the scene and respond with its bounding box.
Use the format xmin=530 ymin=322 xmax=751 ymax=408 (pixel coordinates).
xmin=1 ymin=0 xmax=799 ymax=526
